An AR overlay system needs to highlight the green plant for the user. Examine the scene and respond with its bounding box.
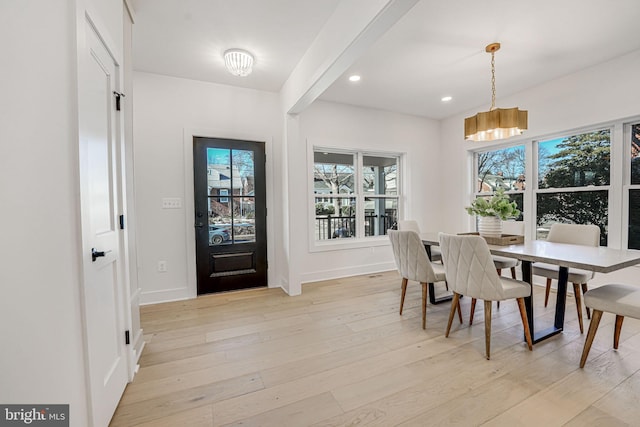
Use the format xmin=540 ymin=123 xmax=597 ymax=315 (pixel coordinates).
xmin=465 ymin=188 xmax=521 ymax=220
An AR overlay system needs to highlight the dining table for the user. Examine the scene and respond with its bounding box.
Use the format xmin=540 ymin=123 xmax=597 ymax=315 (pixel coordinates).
xmin=420 ymin=231 xmax=640 ymax=344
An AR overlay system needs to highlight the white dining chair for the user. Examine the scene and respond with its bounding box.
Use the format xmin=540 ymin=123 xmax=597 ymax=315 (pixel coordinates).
xmin=579 ymin=284 xmax=640 ymax=367
xmin=388 ymin=230 xmax=461 ymax=329
xmin=439 ymin=233 xmax=533 ymax=359
xmin=533 ymin=223 xmax=600 ymax=333
xmin=469 ymin=220 xmax=525 ymax=324
xmin=397 ymin=220 xmax=442 ymax=262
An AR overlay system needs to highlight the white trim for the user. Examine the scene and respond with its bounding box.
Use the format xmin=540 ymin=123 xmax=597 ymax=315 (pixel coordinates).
xmin=140 ymin=287 xmax=191 ymax=305
xmin=300 ymin=262 xmax=397 ymax=284
xmin=183 ymin=127 xmax=278 ymax=298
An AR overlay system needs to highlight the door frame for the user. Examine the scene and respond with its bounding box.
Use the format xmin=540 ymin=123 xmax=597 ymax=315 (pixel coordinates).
xmin=183 ymin=128 xmax=277 ymax=298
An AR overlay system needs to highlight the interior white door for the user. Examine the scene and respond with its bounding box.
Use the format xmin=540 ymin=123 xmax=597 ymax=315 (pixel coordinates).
xmin=78 ymin=19 xmax=128 ymax=427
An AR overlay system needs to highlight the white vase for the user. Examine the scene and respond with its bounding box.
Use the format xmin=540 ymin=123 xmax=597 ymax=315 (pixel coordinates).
xmin=478 ymin=216 xmax=503 ymax=238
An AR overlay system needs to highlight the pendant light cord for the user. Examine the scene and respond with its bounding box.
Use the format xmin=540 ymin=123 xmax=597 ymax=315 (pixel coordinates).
xmin=490 ymin=51 xmax=496 ymax=111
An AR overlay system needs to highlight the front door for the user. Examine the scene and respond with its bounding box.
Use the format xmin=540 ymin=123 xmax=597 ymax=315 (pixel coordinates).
xmin=78 ymin=20 xmax=128 ymax=426
xmin=193 ymin=137 xmax=267 ymax=294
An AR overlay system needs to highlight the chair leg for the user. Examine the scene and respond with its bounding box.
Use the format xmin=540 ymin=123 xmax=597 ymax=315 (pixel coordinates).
xmin=457 ymin=299 xmax=463 ymax=324
xmin=573 ymin=282 xmax=584 ymax=334
xmin=544 ymin=278 xmax=552 ymax=307
xmin=581 ymin=283 xmax=591 ymax=319
xmin=445 ymin=293 xmax=461 ymax=337
xmin=399 ymin=278 xmax=408 ymax=315
xmin=470 ymin=298 xmax=477 ymax=325
xmin=614 ymin=315 xmax=624 ymax=349
xmin=510 ymin=267 xmax=517 ymax=279
xmin=421 ymin=282 xmax=428 ymax=329
xmin=484 ymin=300 xmax=492 ymax=360
xmin=445 ymin=280 xmax=449 ymax=291
xmin=516 ymin=298 xmax=533 ymax=351
xmin=580 ymin=309 xmax=603 ymax=368
xmin=495 ymin=269 xmax=502 ymax=309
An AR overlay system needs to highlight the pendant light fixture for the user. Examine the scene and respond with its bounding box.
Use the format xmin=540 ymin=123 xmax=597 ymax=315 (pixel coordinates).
xmin=464 ymin=43 xmax=527 ymax=142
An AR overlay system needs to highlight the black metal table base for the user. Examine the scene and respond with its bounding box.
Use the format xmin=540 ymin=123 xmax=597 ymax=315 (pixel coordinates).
xmin=428 ymin=283 xmax=453 ymax=304
xmin=522 ymin=260 xmax=569 ymax=344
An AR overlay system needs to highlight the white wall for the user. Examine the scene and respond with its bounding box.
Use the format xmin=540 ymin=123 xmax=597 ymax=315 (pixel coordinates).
xmin=133 ymin=72 xmax=284 ymax=303
xmin=440 ymin=49 xmax=640 ymax=286
xmin=0 ymin=1 xmax=127 ymax=425
xmin=289 ymin=101 xmax=441 ymax=289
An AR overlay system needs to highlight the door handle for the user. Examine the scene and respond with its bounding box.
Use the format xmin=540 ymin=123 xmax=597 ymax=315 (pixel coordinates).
xmin=91 ymin=248 xmax=112 ymax=262
xmin=195 ymin=222 xmax=205 ymax=228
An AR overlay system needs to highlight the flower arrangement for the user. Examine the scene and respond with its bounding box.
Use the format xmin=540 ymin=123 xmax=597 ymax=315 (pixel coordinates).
xmin=465 ymin=188 xmax=520 ymax=221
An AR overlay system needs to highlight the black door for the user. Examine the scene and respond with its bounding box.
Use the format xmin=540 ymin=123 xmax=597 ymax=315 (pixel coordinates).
xmin=193 ymin=137 xmax=267 ymax=294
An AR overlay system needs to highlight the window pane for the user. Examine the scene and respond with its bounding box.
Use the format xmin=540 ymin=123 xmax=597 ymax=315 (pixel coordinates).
xmin=313 ymin=152 xmax=355 ymax=194
xmin=477 ymin=146 xmax=525 ymax=193
xmin=536 ymin=191 xmax=608 ymax=245
xmin=232 ymin=197 xmax=255 ymax=243
xmin=362 ymin=156 xmax=397 ymax=195
xmin=629 ymin=189 xmax=640 ymax=249
xmin=208 ymin=197 xmax=232 ymax=246
xmin=631 ymin=123 xmax=640 ymax=185
xmin=314 ymin=197 xmax=356 ymax=240
xmin=364 ymin=197 xmax=397 ymax=236
xmin=538 ymin=130 xmax=610 ymax=189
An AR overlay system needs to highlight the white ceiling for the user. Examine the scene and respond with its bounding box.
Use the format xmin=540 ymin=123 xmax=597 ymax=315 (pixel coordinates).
xmin=131 ymin=0 xmax=640 ymax=120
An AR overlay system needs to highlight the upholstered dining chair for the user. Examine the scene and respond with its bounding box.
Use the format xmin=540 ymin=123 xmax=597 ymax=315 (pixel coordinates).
xmin=439 ymin=233 xmax=533 ymax=359
xmin=579 ymin=284 xmax=640 ymax=368
xmin=469 ymin=221 xmax=525 ymax=324
xmin=533 ymin=223 xmax=600 ymax=333
xmin=388 ymin=230 xmax=461 ymax=329
xmin=397 ymin=220 xmax=442 ymax=262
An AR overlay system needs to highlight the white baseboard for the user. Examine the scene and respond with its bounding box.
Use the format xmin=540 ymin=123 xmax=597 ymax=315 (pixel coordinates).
xmin=140 ymin=287 xmax=193 ymax=305
xmin=300 ymin=261 xmax=397 ymax=285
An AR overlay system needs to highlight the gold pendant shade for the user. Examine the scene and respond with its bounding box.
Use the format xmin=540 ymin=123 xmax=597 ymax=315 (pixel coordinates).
xmin=464 ymin=43 xmax=528 ymax=142
xmin=464 ymin=107 xmax=528 ymax=142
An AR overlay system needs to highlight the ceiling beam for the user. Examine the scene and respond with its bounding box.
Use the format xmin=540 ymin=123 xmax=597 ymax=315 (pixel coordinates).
xmin=280 ymin=0 xmax=419 ymax=115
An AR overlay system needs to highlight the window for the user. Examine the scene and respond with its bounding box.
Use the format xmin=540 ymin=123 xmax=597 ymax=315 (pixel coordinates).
xmin=536 ymin=129 xmax=610 ymax=244
xmin=627 ymin=123 xmax=640 ymax=249
xmin=473 ymin=145 xmax=525 ymax=222
xmin=313 ymin=150 xmax=399 ymax=241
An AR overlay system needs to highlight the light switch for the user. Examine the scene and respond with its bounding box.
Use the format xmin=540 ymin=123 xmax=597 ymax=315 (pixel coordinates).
xmin=162 ymin=198 xmax=182 ymax=209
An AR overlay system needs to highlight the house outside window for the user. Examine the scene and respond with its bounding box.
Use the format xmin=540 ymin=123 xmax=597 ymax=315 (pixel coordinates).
xmin=313 ymin=149 xmax=400 ymax=241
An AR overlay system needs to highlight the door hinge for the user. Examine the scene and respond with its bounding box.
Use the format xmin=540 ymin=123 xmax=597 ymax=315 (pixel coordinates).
xmin=113 ymin=91 xmax=126 ymax=111
xmin=119 ymin=214 xmax=125 ymax=230
xmin=125 ymin=330 xmax=130 ymax=345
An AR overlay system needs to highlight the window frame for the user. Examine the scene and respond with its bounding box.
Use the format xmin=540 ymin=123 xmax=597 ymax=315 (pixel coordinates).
xmin=309 ymin=145 xmax=404 ymax=252
xmin=469 ymin=119 xmax=640 ymax=250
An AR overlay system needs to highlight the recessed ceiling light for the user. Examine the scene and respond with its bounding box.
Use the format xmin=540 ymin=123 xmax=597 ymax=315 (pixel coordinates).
xmin=441 ymin=96 xmax=453 ymax=102
xmin=349 ymin=75 xmax=361 ymax=82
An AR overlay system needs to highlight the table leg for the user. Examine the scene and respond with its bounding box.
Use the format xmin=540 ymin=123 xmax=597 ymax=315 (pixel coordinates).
xmin=524 ymin=264 xmax=566 ymax=344
xmin=424 ymin=243 xmax=453 ymax=304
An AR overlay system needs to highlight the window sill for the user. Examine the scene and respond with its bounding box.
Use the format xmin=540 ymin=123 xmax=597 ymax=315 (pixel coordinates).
xmin=309 ymin=236 xmax=391 ymax=253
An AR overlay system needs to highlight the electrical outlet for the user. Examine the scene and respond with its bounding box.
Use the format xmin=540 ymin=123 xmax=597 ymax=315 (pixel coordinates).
xmin=162 ymin=198 xmax=182 ymax=209
xmin=157 ymin=261 xmax=167 ymax=272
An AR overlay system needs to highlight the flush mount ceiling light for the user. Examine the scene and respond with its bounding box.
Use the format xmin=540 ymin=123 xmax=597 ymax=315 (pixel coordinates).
xmin=464 ymin=43 xmax=527 ymax=142
xmin=223 ymin=49 xmax=254 ymax=77
xmin=349 ymin=75 xmax=361 ymax=82
xmin=441 ymin=96 xmax=453 ymax=102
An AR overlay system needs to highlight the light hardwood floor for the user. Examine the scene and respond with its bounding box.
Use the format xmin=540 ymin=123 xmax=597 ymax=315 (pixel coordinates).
xmin=110 ymin=271 xmax=640 ymax=426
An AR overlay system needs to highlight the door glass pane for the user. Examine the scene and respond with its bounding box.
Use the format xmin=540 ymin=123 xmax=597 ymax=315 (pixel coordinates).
xmin=362 ymin=156 xmax=397 ymax=195
xmin=314 ymin=197 xmax=356 ymax=240
xmin=364 ymin=197 xmax=397 ymax=236
xmin=207 ymin=147 xmax=232 ymax=235
xmin=313 ymin=152 xmax=355 ymax=194
xmin=631 ymin=123 xmax=640 ymax=185
xmin=536 ymin=190 xmax=608 ymax=245
xmin=477 ymin=146 xmax=525 ymax=193
xmin=538 ymin=130 xmax=610 ymax=189
xmin=232 ymin=197 xmax=256 ymax=243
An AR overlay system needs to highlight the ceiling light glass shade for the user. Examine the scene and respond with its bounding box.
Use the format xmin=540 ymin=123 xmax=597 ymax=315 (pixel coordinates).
xmin=464 ymin=107 xmax=528 ymax=141
xmin=224 ymin=49 xmax=254 ymax=77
